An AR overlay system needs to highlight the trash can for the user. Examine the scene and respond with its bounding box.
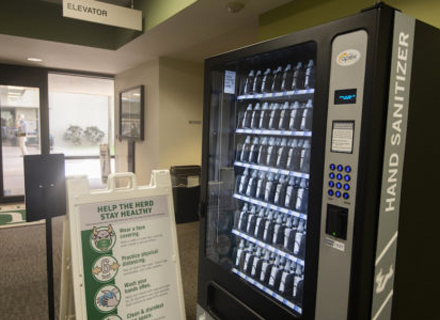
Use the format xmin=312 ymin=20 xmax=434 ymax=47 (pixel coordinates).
xmin=170 ymin=165 xmax=201 ymax=224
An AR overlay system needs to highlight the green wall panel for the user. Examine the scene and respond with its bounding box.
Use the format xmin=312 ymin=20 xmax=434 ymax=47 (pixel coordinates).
xmin=137 ymin=0 xmax=197 ymax=31
xmin=259 ymin=0 xmax=440 ymax=41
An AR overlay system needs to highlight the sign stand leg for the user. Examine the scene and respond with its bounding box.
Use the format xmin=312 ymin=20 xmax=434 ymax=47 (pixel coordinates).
xmin=46 ymin=217 xmax=55 ymax=320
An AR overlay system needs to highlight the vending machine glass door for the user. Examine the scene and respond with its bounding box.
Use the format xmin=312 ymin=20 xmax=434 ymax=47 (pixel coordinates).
xmin=204 ymin=42 xmax=316 ymax=315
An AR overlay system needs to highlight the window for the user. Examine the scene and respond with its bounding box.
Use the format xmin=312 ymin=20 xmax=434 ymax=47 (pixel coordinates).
xmin=48 ymin=74 xmax=114 ymax=188
xmin=0 ymin=85 xmax=41 ymax=196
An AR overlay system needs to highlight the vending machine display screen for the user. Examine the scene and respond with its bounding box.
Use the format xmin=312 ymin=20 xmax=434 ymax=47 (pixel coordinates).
xmin=334 ymin=89 xmax=357 ymax=104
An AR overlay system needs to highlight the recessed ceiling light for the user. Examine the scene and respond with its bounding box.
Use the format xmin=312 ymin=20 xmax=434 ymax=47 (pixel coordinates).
xmin=226 ymin=2 xmax=244 ymax=13
xmin=27 ymin=57 xmax=43 ymax=62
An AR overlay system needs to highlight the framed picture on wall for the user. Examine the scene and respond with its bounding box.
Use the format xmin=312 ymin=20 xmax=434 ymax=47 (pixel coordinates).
xmin=119 ymin=85 xmax=144 ymax=140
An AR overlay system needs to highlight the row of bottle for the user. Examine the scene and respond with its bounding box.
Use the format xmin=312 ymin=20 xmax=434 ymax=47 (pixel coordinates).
xmin=242 ymin=60 xmax=315 ymax=95
xmin=236 ymin=170 xmax=309 ymax=212
xmin=236 ymin=204 xmax=306 ymax=256
xmin=236 ymin=137 xmax=311 ymax=173
xmin=239 ymin=100 xmax=313 ymax=131
xmin=234 ymin=241 xmax=304 ymax=305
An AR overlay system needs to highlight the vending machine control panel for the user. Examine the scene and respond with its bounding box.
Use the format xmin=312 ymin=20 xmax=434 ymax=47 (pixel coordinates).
xmin=315 ymin=30 xmax=368 ymax=320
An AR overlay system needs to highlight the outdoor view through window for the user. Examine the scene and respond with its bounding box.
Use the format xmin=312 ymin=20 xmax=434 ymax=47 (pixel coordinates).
xmin=49 ymin=74 xmax=114 ymax=189
xmin=0 ymin=85 xmax=40 ymax=196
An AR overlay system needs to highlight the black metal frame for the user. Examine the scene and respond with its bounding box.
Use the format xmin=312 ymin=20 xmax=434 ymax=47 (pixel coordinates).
xmin=118 ymin=85 xmax=145 ymax=141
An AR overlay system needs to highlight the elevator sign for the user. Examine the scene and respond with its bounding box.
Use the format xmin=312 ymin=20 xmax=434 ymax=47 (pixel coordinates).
xmin=63 ymin=0 xmax=142 ymax=31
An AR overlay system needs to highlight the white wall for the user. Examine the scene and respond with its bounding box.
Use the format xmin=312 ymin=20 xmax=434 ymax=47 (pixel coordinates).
xmin=114 ymin=58 xmax=204 ymax=185
xmin=158 ymin=57 xmax=203 ymax=169
xmin=114 ymin=59 xmax=160 ymax=185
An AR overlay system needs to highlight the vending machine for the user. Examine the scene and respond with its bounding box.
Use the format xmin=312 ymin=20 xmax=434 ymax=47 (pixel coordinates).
xmin=196 ymin=4 xmax=440 ymax=320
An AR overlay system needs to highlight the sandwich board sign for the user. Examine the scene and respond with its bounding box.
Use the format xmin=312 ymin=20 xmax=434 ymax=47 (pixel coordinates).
xmin=60 ymin=171 xmax=186 ymax=320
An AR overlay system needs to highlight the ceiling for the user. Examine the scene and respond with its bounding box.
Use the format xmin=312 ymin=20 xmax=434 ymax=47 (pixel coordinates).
xmin=0 ymin=0 xmax=292 ymax=75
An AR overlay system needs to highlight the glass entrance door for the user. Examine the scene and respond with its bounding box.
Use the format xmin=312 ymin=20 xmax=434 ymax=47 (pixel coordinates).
xmin=0 ymin=85 xmax=41 ymax=197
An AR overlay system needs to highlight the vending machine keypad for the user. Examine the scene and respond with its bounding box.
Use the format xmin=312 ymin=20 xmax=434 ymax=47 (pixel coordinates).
xmin=327 ymin=163 xmax=353 ymax=199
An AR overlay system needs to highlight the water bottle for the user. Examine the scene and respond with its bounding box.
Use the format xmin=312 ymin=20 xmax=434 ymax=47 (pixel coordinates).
xmin=291 ymin=62 xmax=305 ymax=90
xmin=245 ymin=170 xmax=258 ymax=198
xmin=281 ymin=64 xmax=293 ymax=91
xmin=250 ymin=102 xmax=261 ymax=129
xmin=243 ymin=70 xmax=255 ymax=94
xmin=251 ymin=247 xmax=263 ymax=278
xmin=252 ymin=70 xmax=263 ymax=93
xmin=279 ymin=260 xmax=294 ymax=295
xmin=264 ymin=173 xmax=277 ymax=203
xmin=266 ymin=137 xmax=278 ymax=167
xmin=295 ymin=178 xmax=309 ymax=213
xmin=304 ymin=59 xmax=315 ymax=89
xmin=246 ymin=205 xmax=257 ymax=235
xmin=284 ymin=177 xmax=300 ymax=211
xmin=255 ymin=171 xmax=267 ymax=200
xmin=256 ymin=137 xmax=268 ymax=165
xmin=242 ymin=103 xmax=253 ymax=128
xmin=263 ymin=210 xmax=275 ymax=243
xmin=234 ymin=240 xmax=246 ymax=268
xmin=274 ymin=174 xmax=287 ymax=206
xmin=271 ymin=66 xmax=283 ymax=92
xmin=261 ymin=68 xmax=273 ymax=93
xmin=276 ymin=138 xmax=289 ymax=168
xmin=294 ymin=139 xmax=304 ymax=172
xmin=238 ymin=168 xmax=250 ymax=194
xmin=293 ymin=220 xmax=305 ymax=256
xmin=254 ymin=208 xmax=267 ymax=239
xmin=285 ymin=140 xmax=295 ymax=170
xmin=240 ymin=136 xmax=252 ymax=162
xmin=298 ymin=231 xmax=306 ymax=259
xmin=272 ymin=213 xmax=285 ymax=245
xmin=283 ymin=217 xmax=293 ymax=249
xmin=235 ymin=142 xmax=243 ymax=162
xmin=268 ymin=103 xmax=281 ymax=130
xmin=286 ymin=217 xmax=299 ymax=252
xmin=287 ymin=139 xmax=303 ymax=172
xmin=243 ymin=243 xmax=255 ymax=273
xmin=288 ymin=101 xmax=303 ymax=131
xmin=237 ymin=203 xmax=249 ymax=231
xmin=300 ymin=99 xmax=313 ymax=131
xmin=278 ymin=101 xmax=290 ymax=130
xmin=293 ymin=264 xmax=304 ymax=305
xmin=300 ymin=140 xmax=311 ymax=173
xmin=259 ymin=102 xmax=271 ymax=129
xmin=248 ymin=137 xmax=260 ymax=164
xmin=259 ymin=251 xmax=273 ymax=284
xmin=269 ymin=256 xmax=285 ymax=289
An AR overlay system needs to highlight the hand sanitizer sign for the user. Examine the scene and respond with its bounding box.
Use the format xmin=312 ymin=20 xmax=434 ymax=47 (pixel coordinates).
xmin=66 ymin=172 xmax=185 ymax=320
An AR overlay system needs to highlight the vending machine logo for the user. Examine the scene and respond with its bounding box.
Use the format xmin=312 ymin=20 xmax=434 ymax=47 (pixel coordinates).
xmin=375 ymin=264 xmax=394 ymax=294
xmin=336 ymin=49 xmax=361 ymax=66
